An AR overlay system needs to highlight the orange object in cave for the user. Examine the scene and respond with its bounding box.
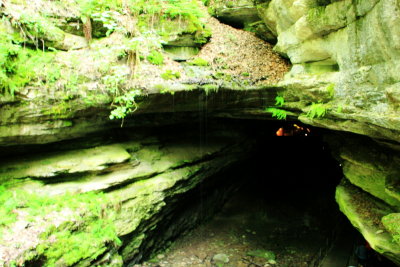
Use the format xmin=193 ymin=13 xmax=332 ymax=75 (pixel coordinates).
xmin=276 ymin=128 xmax=284 ymax=136
xmin=275 ymin=124 xmax=311 ymax=136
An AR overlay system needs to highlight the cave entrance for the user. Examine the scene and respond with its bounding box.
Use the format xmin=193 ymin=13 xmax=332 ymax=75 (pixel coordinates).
xmin=134 ymin=118 xmax=396 ymax=267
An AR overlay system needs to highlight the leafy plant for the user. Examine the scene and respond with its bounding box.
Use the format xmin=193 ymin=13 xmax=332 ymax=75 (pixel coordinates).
xmin=103 ymin=65 xmax=130 ymax=95
xmin=275 ymin=95 xmax=285 ymax=107
xmin=265 ymin=95 xmax=287 ymax=120
xmin=326 ymin=83 xmax=335 ymax=97
xmin=91 ymin=10 xmax=124 ymax=36
xmin=382 ymin=213 xmax=400 ymax=245
xmin=0 ymin=36 xmax=22 ymax=96
xmin=147 ymin=50 xmax=164 ymax=65
xmin=265 ymin=108 xmax=287 ymax=120
xmin=109 ymin=89 xmax=141 ymax=120
xmin=78 ymin=0 xmax=122 ymax=17
xmin=0 ymin=33 xmax=56 ymax=96
xmin=306 ymin=102 xmax=327 ymax=118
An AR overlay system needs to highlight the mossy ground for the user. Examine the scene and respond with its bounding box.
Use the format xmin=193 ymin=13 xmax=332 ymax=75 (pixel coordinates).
xmin=382 ymin=213 xmax=400 ymax=246
xmin=0 ymin=186 xmax=121 ymax=266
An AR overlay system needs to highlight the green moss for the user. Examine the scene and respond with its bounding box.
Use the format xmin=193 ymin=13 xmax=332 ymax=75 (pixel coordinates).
xmin=37 ymin=218 xmax=121 ymax=266
xmin=157 ymin=85 xmax=175 ymax=95
xmin=161 ymin=70 xmax=181 ymax=80
xmin=307 ymin=6 xmax=325 ymax=23
xmin=62 ymin=120 xmax=73 ymax=127
xmin=0 ymin=144 xmax=131 ymax=181
xmin=82 ymin=94 xmax=112 ymax=107
xmin=0 ymin=186 xmax=121 ymax=265
xmin=382 ymin=213 xmax=400 ymax=245
xmin=147 ymin=50 xmax=164 ymax=65
xmin=213 ymin=72 xmax=233 ymax=82
xmin=187 ymin=57 xmax=209 ymax=66
xmin=246 ymin=250 xmax=275 ymax=260
xmin=202 ymin=84 xmax=218 ymax=95
xmin=43 ymin=100 xmax=74 ymax=118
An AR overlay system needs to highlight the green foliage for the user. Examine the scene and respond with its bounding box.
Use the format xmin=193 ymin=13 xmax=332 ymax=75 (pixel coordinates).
xmin=0 ymin=186 xmax=18 ymax=227
xmin=147 ymin=50 xmax=164 ymax=65
xmin=161 ymin=70 xmax=181 ymax=80
xmin=0 ymin=35 xmax=23 ymax=96
xmin=265 ymin=108 xmax=287 ymax=120
xmin=265 ymin=94 xmax=287 ymax=120
xmin=78 ymin=0 xmax=122 ymax=16
xmin=37 ymin=219 xmax=120 ymax=266
xmin=156 ymin=84 xmax=175 ymax=95
xmin=91 ymin=10 xmax=124 ymax=36
xmin=188 ymin=57 xmax=209 ymax=66
xmin=275 ymin=95 xmax=285 ymax=107
xmin=0 ymin=186 xmax=121 ymax=265
xmin=102 ymin=64 xmax=144 ymax=124
xmin=103 ymin=66 xmax=129 ymax=95
xmin=382 ymin=213 xmax=400 ymax=245
xmin=128 ymin=0 xmax=206 ymax=30
xmin=194 ymin=27 xmax=212 ymax=44
xmin=326 ymin=83 xmax=335 ymax=97
xmin=109 ymin=89 xmax=141 ymax=120
xmin=306 ymin=102 xmax=327 ymax=118
xmin=244 ymin=21 xmax=264 ymax=33
xmin=0 ymin=33 xmax=56 ymax=96
xmin=78 ymin=0 xmax=208 ymax=43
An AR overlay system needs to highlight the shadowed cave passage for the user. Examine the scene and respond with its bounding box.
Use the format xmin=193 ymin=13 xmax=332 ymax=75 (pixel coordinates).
xmin=0 ymin=118 xmax=397 ymax=267
xmin=134 ymin=119 xmax=396 ymax=267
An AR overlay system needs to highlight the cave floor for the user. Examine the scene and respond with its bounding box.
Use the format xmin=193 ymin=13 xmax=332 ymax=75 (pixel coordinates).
xmin=136 ymin=178 xmax=344 ymax=267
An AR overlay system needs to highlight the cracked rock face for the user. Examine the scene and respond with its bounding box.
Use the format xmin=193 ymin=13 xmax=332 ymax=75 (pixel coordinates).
xmin=0 ymin=125 xmax=256 ymax=266
xmin=257 ymin=0 xmax=400 ymax=142
xmin=1 ymin=0 xmax=400 ymax=265
xmin=239 ymin=0 xmax=400 ymax=263
xmin=327 ymin=133 xmax=400 ymax=265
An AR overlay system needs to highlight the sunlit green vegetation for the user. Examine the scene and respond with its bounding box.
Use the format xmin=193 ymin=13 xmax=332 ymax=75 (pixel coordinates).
xmin=188 ymin=57 xmax=209 ymax=66
xmin=0 ymin=186 xmax=121 ymax=265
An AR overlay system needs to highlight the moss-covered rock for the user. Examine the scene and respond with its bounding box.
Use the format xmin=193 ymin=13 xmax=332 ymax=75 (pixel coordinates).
xmin=0 ymin=126 xmax=255 ymax=266
xmin=336 ymin=180 xmax=400 ymax=265
xmin=325 ymin=133 xmax=400 ymax=264
xmin=328 ymin=134 xmax=400 ymax=208
xmin=0 ymin=144 xmax=131 ymax=180
xmin=209 ymin=0 xmax=261 ymax=28
xmin=256 ymin=0 xmax=400 ymax=142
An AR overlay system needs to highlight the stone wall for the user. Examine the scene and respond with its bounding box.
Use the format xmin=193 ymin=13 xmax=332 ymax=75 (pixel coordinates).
xmin=258 ymin=0 xmax=400 ymax=142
